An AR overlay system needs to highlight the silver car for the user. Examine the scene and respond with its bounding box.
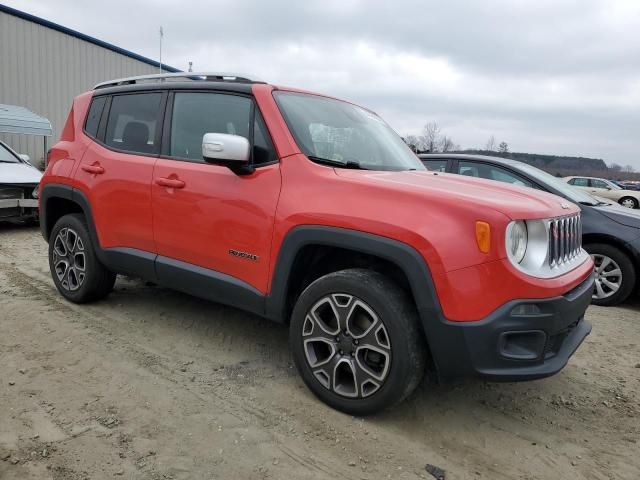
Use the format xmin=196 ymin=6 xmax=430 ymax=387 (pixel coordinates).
xmin=0 ymin=140 xmax=41 ymax=223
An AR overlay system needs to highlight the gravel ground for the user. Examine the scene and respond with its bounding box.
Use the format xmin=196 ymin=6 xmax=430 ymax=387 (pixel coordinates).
xmin=1 ymin=223 xmax=638 ymax=480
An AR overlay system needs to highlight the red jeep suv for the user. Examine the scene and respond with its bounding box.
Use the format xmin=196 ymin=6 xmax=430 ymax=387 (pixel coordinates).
xmin=40 ymin=73 xmax=594 ymax=415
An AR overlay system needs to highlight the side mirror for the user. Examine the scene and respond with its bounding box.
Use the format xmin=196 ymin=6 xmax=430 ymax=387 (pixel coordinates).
xmin=202 ymin=133 xmax=253 ymax=175
xmin=18 ymin=154 xmax=31 ymax=164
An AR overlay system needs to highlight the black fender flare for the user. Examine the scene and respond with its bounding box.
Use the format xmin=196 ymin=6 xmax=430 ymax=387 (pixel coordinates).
xmin=265 ymin=226 xmax=444 ymax=323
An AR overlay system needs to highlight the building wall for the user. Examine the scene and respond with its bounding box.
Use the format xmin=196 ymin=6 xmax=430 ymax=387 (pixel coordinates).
xmin=0 ymin=10 xmax=163 ymax=168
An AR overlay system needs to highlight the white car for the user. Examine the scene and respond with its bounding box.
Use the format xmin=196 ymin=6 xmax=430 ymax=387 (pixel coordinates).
xmin=564 ymin=175 xmax=640 ymax=209
xmin=0 ymin=140 xmax=41 ymax=223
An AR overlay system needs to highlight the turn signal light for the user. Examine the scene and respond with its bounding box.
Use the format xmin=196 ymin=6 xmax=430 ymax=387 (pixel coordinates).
xmin=475 ymin=221 xmax=491 ymax=253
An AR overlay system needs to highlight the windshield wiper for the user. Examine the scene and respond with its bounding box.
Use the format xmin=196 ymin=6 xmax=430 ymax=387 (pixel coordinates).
xmin=307 ymin=155 xmax=367 ymax=170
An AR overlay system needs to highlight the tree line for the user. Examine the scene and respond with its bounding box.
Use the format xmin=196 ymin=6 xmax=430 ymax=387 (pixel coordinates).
xmin=403 ymin=121 xmax=639 ymax=180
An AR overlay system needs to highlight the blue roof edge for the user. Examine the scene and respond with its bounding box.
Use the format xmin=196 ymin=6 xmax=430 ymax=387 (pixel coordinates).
xmin=0 ymin=3 xmax=181 ymax=73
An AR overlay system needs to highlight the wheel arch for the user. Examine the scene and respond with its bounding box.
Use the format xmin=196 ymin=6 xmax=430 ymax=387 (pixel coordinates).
xmin=266 ymin=226 xmax=443 ymax=323
xmin=583 ymin=232 xmax=639 ymax=288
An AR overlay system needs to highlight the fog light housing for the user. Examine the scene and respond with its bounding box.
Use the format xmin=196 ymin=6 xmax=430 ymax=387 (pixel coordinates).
xmin=498 ymin=330 xmax=546 ymax=360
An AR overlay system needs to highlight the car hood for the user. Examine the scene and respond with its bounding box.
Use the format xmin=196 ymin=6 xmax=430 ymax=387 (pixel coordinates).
xmin=0 ymin=162 xmax=42 ymax=184
xmin=595 ymin=203 xmax=640 ymax=229
xmin=335 ymin=170 xmax=578 ymax=219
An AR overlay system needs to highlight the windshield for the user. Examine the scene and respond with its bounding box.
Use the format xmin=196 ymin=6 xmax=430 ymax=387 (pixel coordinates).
xmin=274 ymin=92 xmax=425 ymax=171
xmin=604 ymin=179 xmax=622 ymax=190
xmin=515 ymin=163 xmax=602 ymax=205
xmin=0 ymin=143 xmax=20 ymax=163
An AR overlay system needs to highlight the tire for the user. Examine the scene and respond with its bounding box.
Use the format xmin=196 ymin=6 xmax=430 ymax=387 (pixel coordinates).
xmin=289 ymin=268 xmax=426 ymax=415
xmin=48 ymin=213 xmax=116 ymax=303
xmin=584 ymin=243 xmax=636 ymax=306
xmin=618 ymin=197 xmax=638 ymax=209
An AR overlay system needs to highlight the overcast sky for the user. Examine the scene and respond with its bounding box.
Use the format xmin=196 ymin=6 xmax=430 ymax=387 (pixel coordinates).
xmin=8 ymin=0 xmax=640 ymax=166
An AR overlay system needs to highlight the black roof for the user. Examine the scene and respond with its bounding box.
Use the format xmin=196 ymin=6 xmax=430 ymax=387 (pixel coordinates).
xmin=418 ymin=153 xmax=523 ymax=167
xmin=93 ymin=81 xmax=256 ymax=97
xmin=0 ymin=4 xmax=180 ymax=73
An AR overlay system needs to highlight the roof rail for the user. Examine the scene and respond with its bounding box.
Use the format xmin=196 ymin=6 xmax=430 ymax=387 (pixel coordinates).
xmin=94 ymin=72 xmax=263 ymax=90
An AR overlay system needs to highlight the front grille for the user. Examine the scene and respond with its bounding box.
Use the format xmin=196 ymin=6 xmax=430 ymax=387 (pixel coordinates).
xmin=548 ymin=214 xmax=582 ymax=267
xmin=0 ymin=187 xmax=23 ymax=200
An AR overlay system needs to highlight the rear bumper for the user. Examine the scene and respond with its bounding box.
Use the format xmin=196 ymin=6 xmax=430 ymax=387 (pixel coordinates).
xmin=427 ymin=272 xmax=594 ymax=382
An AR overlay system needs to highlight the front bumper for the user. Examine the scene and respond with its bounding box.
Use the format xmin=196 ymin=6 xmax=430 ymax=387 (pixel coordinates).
xmin=428 ymin=272 xmax=594 ymax=382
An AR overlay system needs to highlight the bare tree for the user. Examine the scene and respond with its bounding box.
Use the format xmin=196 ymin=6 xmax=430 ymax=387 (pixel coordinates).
xmin=609 ymin=163 xmax=622 ymax=172
xmin=623 ymin=164 xmax=635 ymax=173
xmin=441 ymin=136 xmax=457 ymax=153
xmin=485 ymin=135 xmax=496 ymax=152
xmin=403 ymin=135 xmax=420 ymax=153
xmin=498 ymin=141 xmax=509 ymax=154
xmin=422 ymin=122 xmax=441 ymax=153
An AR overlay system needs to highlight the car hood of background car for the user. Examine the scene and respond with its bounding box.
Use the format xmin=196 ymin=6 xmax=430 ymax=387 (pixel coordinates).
xmin=594 ymin=203 xmax=640 ymax=229
xmin=0 ymin=162 xmax=42 ymax=184
xmin=335 ymin=169 xmax=578 ymax=220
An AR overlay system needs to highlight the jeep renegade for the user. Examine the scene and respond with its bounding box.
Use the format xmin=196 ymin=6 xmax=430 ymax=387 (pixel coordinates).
xmin=40 ymin=73 xmax=594 ymax=415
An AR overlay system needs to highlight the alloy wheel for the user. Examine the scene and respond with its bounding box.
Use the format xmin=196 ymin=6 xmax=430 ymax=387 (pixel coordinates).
xmin=302 ymin=293 xmax=391 ymax=398
xmin=52 ymin=227 xmax=87 ymax=291
xmin=592 ymin=254 xmax=622 ymax=299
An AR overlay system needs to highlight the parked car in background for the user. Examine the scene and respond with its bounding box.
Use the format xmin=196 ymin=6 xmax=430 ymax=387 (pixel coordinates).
xmin=615 ymin=181 xmax=640 ymax=191
xmin=0 ymin=140 xmax=41 ymax=223
xmin=39 ymin=73 xmax=594 ymax=415
xmin=564 ymin=176 xmax=640 ymax=209
xmin=421 ymin=153 xmax=640 ymax=306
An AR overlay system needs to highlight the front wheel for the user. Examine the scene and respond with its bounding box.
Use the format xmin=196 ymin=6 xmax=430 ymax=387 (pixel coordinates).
xmin=289 ymin=269 xmax=426 ymax=415
xmin=618 ymin=197 xmax=638 ymax=209
xmin=585 ymin=243 xmax=636 ymax=306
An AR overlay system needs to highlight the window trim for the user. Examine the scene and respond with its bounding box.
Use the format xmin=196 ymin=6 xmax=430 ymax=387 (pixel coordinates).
xmin=90 ymin=91 xmax=168 ymax=158
xmin=159 ymin=89 xmax=279 ymax=168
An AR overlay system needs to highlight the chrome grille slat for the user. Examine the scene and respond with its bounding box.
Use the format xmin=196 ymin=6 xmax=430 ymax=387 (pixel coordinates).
xmin=548 ymin=213 xmax=582 ymax=268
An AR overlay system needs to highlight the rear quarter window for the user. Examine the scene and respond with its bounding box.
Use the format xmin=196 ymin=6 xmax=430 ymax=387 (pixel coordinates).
xmin=84 ymin=97 xmax=107 ymax=139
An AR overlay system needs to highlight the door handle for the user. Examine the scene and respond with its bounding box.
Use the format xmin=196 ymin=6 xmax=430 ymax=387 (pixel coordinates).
xmin=81 ymin=163 xmax=105 ymax=175
xmin=156 ymin=177 xmax=185 ymax=189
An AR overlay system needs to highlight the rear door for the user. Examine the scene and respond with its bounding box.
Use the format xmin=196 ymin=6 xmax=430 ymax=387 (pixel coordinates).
xmin=75 ymin=92 xmax=165 ymax=253
xmin=151 ymin=90 xmax=281 ymax=294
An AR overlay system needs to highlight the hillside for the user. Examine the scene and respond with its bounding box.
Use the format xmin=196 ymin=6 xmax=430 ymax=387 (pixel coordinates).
xmin=459 ymin=150 xmax=608 ymax=171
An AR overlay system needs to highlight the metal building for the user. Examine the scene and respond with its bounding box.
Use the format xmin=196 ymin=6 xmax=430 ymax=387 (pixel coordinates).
xmin=0 ymin=4 xmax=179 ymax=167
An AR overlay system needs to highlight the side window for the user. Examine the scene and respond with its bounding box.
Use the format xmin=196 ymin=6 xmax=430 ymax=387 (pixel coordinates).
xmin=424 ymin=160 xmax=447 ymax=172
xmin=170 ymin=92 xmax=251 ymax=161
xmin=105 ymin=93 xmax=162 ymax=155
xmin=457 ymin=161 xmax=532 ymax=187
xmin=570 ymin=178 xmax=589 ymax=187
xmin=591 ymin=179 xmax=608 ymax=188
xmin=84 ymin=96 xmax=106 ymax=139
xmin=253 ymin=109 xmax=277 ymax=165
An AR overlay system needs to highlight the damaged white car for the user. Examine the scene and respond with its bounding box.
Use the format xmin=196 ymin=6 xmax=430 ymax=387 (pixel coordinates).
xmin=0 ymin=140 xmax=41 ymax=223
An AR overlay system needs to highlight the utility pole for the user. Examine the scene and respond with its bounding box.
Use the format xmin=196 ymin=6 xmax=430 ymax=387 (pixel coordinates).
xmin=159 ymin=26 xmax=163 ymax=73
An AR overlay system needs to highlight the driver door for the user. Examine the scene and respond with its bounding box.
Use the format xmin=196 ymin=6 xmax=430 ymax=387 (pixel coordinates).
xmin=589 ymin=179 xmax=614 ymax=200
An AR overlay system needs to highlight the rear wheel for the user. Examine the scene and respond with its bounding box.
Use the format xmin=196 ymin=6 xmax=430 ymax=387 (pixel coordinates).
xmin=618 ymin=197 xmax=638 ymax=209
xmin=289 ymin=268 xmax=426 ymax=415
xmin=49 ymin=214 xmax=116 ymax=303
xmin=584 ymin=243 xmax=635 ymax=306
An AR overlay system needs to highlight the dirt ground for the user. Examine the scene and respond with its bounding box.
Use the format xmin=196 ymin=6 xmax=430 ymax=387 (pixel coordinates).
xmin=0 ymin=223 xmax=638 ymax=480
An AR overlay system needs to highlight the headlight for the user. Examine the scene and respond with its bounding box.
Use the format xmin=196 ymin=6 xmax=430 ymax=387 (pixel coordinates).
xmin=506 ymin=220 xmax=527 ymax=264
xmin=32 ymin=187 xmax=39 ymax=199
xmin=505 ymin=215 xmax=588 ymax=278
